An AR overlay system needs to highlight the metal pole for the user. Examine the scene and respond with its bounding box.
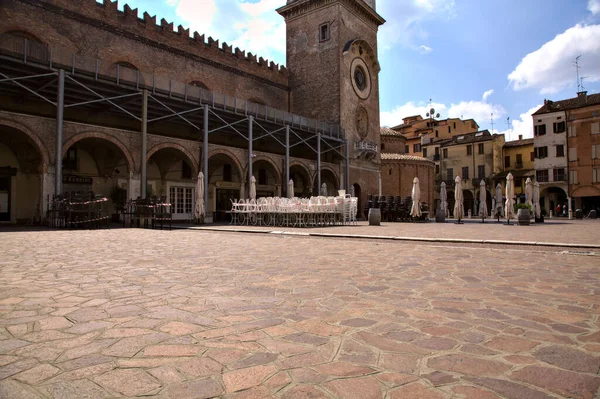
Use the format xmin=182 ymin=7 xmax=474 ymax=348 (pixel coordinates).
xmin=203 ymin=105 xmax=209 ymax=216
xmin=317 ymin=133 xmax=321 ymax=192
xmin=55 ymin=69 xmax=65 ymax=196
xmin=248 ymin=115 xmax=253 ymax=196
xmin=140 ymin=89 xmax=148 ymax=198
xmin=285 ymin=125 xmax=290 ymax=196
xmin=346 ymin=140 xmax=350 ymax=193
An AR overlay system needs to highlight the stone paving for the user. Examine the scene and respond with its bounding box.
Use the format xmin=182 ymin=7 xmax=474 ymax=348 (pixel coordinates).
xmin=0 ymin=228 xmax=599 ymax=398
xmin=207 ymin=218 xmax=600 ymax=246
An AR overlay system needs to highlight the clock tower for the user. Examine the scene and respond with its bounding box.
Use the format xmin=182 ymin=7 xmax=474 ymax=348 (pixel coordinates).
xmin=277 ymin=0 xmax=385 ymax=202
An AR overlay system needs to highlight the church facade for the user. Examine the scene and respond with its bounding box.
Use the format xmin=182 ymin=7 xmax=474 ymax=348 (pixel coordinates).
xmin=0 ymin=0 xmax=384 ymax=223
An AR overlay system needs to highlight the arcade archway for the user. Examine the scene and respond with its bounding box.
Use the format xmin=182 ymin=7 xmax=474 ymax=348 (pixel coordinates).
xmin=208 ymin=152 xmax=243 ymax=222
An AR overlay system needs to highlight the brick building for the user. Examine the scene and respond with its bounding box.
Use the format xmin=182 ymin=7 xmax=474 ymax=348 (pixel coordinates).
xmin=493 ymin=136 xmax=534 ymax=201
xmin=0 ymin=0 xmax=385 ymax=223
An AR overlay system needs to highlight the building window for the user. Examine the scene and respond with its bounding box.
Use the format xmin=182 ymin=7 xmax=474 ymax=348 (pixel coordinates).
xmin=381 ymin=143 xmax=385 ymax=151
xmin=504 ymin=156 xmax=510 ymax=168
xmin=448 ymin=126 xmax=451 ymax=134
xmin=223 ymin=164 xmax=232 ymax=182
xmin=534 ymin=146 xmax=548 ymax=159
xmin=413 ymin=143 xmax=421 ymax=153
xmin=516 ymin=153 xmax=523 ymax=168
xmin=447 ymin=168 xmax=454 ymax=182
xmin=569 ymin=170 xmax=578 ymax=184
xmin=181 ymin=161 xmax=192 ymax=179
xmin=436 ymin=164 xmax=440 ymax=174
xmin=530 ymin=151 xmax=534 ymax=162
xmin=478 ymin=143 xmax=484 ymax=154
xmin=568 ymin=147 xmax=577 ymax=161
xmin=477 ymin=165 xmax=485 ymax=179
xmin=405 ymin=145 xmax=409 ymax=153
xmin=63 ymin=148 xmax=78 ymax=171
xmin=389 ymin=169 xmax=392 ymax=175
xmin=592 ymin=122 xmax=600 ymax=135
xmin=462 ymin=166 xmax=469 ymax=180
xmin=568 ymin=125 xmax=577 ymax=137
xmin=443 ymin=148 xmax=448 ymax=159
xmin=258 ymin=168 xmax=267 ymax=185
xmin=536 ymin=169 xmax=549 ymax=182
xmin=553 ymin=168 xmax=566 ymax=182
xmin=553 ymin=121 xmax=566 ymax=133
xmin=436 ymin=130 xmax=439 ymax=137
xmin=556 ymin=145 xmax=564 ymax=157
xmin=466 ymin=145 xmax=472 ymax=156
xmin=592 ymin=144 xmax=600 ymax=159
xmin=534 ymin=124 xmax=546 ymax=136
xmin=593 ymin=168 xmax=600 ymax=183
xmin=319 ymin=23 xmax=330 ymax=42
xmin=454 ymin=122 xmax=456 ymax=129
xmin=435 ymin=147 xmax=440 ymax=156
xmin=423 ymin=148 xmax=427 ymax=157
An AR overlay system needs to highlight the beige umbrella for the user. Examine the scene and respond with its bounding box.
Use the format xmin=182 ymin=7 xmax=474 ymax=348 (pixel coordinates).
xmin=250 ymin=176 xmax=257 ymax=200
xmin=239 ymin=181 xmax=245 ymax=200
xmin=288 ymin=179 xmax=294 ymax=199
xmin=440 ymin=182 xmax=448 ymax=216
xmin=533 ymin=181 xmax=541 ymax=218
xmin=525 ymin=178 xmax=533 ymax=208
xmin=194 ymin=171 xmax=205 ymax=222
xmin=321 ymin=182 xmax=327 ymax=196
xmin=495 ymin=183 xmax=503 ymax=218
xmin=453 ymin=176 xmax=464 ymax=222
xmin=479 ymin=179 xmax=488 ymax=220
xmin=410 ymin=177 xmax=421 ymax=217
xmin=505 ymin=172 xmax=515 ymax=221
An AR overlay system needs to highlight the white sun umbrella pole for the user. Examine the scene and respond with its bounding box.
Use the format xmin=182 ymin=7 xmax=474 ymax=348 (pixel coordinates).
xmin=410 ymin=177 xmax=421 ymax=218
xmin=249 ymin=176 xmax=257 ymax=200
xmin=479 ymin=179 xmax=488 ymax=223
xmin=287 ymin=179 xmax=294 ymax=199
xmin=525 ymin=178 xmax=533 ymax=208
xmin=454 ymin=176 xmax=464 ymax=224
xmin=440 ymin=182 xmax=448 ymax=217
xmin=495 ymin=183 xmax=503 ymax=222
xmin=505 ymin=172 xmax=515 ymax=225
xmin=194 ymin=172 xmax=205 ymax=223
xmin=533 ymin=181 xmax=541 ymax=219
xmin=321 ymin=182 xmax=327 ymax=196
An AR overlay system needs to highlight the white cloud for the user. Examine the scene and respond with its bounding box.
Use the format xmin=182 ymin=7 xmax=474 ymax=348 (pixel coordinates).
xmin=589 ymin=0 xmax=600 ymax=15
xmin=508 ymin=24 xmax=600 ymax=94
xmin=500 ymin=104 xmax=542 ymax=141
xmin=482 ymin=89 xmax=494 ymax=101
xmin=419 ymin=45 xmax=432 ymax=54
xmin=378 ymin=0 xmax=456 ymax=53
xmin=380 ymin=97 xmax=505 ymax=128
xmin=165 ymin=0 xmax=286 ymax=65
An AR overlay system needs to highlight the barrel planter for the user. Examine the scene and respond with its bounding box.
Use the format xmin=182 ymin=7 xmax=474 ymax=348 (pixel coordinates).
xmin=368 ymin=208 xmax=381 ymax=226
xmin=517 ymin=209 xmax=531 ymax=226
xmin=435 ymin=209 xmax=446 ymax=223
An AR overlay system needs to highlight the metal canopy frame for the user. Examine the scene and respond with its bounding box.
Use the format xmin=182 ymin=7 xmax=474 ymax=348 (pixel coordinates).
xmin=0 ymin=34 xmax=351 ymax=211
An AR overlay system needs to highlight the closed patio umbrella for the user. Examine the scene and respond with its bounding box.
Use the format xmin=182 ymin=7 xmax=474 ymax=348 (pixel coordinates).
xmin=525 ymin=178 xmax=533 ymax=207
xmin=410 ymin=177 xmax=421 ymax=218
xmin=479 ymin=179 xmax=488 ymax=221
xmin=250 ymin=176 xmax=257 ymax=200
xmin=240 ymin=181 xmax=245 ymax=200
xmin=194 ymin=171 xmax=205 ymax=223
xmin=440 ymin=182 xmax=448 ymax=216
xmin=505 ymin=172 xmax=515 ymax=222
xmin=321 ymin=182 xmax=327 ymax=196
xmin=453 ymin=176 xmax=464 ymax=223
xmin=533 ymin=181 xmax=541 ymax=218
xmin=288 ymin=179 xmax=294 ymax=199
xmin=495 ymin=183 xmax=503 ymax=219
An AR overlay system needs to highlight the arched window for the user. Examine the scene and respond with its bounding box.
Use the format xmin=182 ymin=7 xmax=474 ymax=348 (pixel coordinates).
xmin=1 ymin=30 xmax=48 ymax=61
xmin=109 ymin=61 xmax=143 ymax=85
xmin=189 ymin=80 xmax=209 ymax=90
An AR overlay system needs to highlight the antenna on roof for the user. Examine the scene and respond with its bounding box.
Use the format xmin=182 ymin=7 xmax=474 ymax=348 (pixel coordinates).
xmin=580 ymin=76 xmax=587 ymax=92
xmin=490 ymin=112 xmax=494 ymax=133
xmin=574 ymin=55 xmax=582 ymax=92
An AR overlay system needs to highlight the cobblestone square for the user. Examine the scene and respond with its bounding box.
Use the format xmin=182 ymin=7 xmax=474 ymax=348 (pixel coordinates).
xmin=0 ymin=226 xmax=599 ymax=398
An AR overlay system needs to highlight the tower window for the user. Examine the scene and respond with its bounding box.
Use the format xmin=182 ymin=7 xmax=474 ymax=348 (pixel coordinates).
xmin=319 ymin=23 xmax=330 ymax=42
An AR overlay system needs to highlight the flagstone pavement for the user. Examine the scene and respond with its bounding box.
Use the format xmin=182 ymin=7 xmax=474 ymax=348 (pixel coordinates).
xmin=0 ymin=228 xmax=598 ymax=398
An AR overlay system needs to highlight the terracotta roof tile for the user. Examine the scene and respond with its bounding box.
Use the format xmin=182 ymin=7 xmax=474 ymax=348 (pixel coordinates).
xmin=381 ymin=153 xmax=434 ymax=163
xmin=533 ymin=93 xmax=600 ymax=115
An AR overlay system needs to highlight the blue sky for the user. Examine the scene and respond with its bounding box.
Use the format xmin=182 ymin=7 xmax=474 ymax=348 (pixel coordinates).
xmin=105 ymin=0 xmax=600 ymax=140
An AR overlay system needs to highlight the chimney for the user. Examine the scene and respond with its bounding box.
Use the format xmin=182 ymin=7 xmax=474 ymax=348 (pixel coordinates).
xmin=577 ymin=91 xmax=587 ymax=105
xmin=518 ymin=134 xmax=523 ymax=140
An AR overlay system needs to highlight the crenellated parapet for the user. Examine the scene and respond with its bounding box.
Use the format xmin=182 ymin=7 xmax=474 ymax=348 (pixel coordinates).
xmin=26 ymin=0 xmax=288 ymax=80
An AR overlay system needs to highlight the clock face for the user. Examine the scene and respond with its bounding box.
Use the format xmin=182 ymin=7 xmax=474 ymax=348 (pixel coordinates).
xmin=350 ymin=58 xmax=371 ymax=99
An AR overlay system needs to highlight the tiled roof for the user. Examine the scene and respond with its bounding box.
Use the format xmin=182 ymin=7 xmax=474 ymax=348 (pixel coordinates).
xmin=380 ymin=127 xmax=404 ymax=137
xmin=381 ymin=153 xmax=434 ymax=163
xmin=532 ymin=93 xmax=600 ymax=115
xmin=493 ymin=169 xmax=535 ymax=179
xmin=504 ymin=138 xmax=534 ymax=148
xmin=440 ymin=130 xmax=497 ymax=147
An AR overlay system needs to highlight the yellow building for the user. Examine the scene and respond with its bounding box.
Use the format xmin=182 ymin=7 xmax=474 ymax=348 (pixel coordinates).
xmin=439 ymin=130 xmax=505 ymax=216
xmin=492 ymin=137 xmax=534 ymax=199
xmin=391 ymin=115 xmax=479 ymax=157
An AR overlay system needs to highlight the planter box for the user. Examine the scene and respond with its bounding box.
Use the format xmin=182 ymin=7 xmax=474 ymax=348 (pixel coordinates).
xmin=435 ymin=209 xmax=446 ymax=223
xmin=517 ymin=209 xmax=531 ymax=226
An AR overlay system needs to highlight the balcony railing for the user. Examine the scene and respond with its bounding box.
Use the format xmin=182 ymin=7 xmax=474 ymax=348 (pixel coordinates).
xmin=515 ymin=162 xmax=523 ymax=169
xmin=354 ymin=141 xmax=378 ymax=160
